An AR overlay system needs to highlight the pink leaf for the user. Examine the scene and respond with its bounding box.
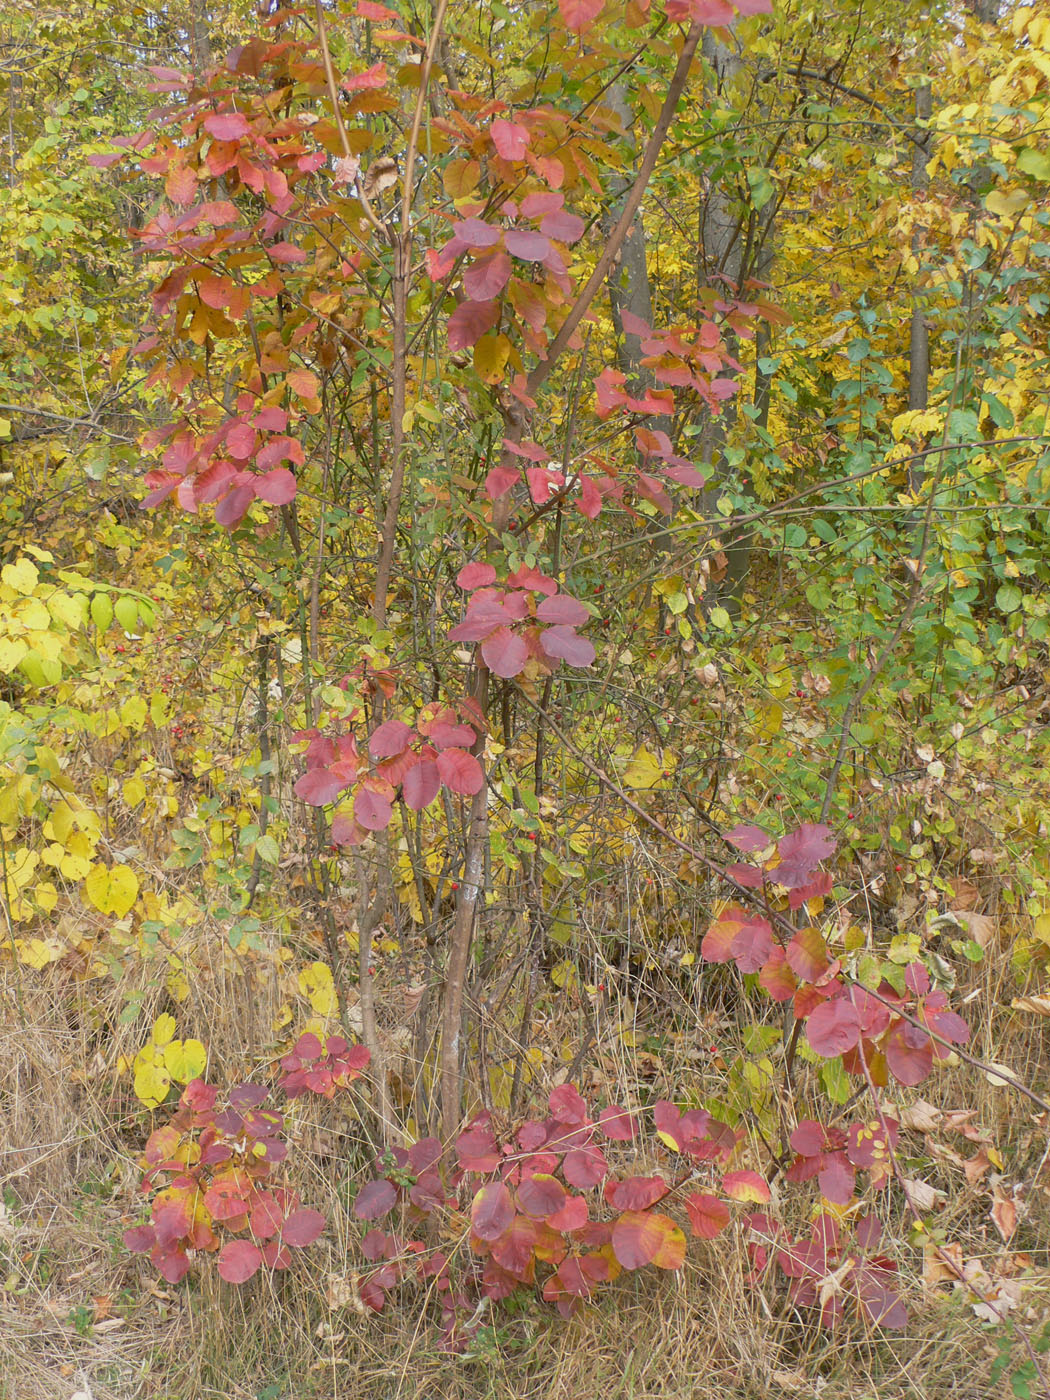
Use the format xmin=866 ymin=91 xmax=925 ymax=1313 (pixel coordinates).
xmin=204 ymin=112 xmax=250 ymax=140
xmin=369 ymin=719 xmax=414 ymax=759
xmin=491 ymin=118 xmax=530 ymax=161
xmin=806 ymin=999 xmax=861 ymax=1058
xmin=464 ymin=249 xmax=512 ymax=301
xmin=268 ymin=241 xmax=307 ymax=264
xmin=485 ymin=464 xmax=519 ymax=499
xmin=536 ymin=594 xmax=589 ymax=625
xmin=558 ymin=0 xmax=604 ymax=30
xmin=436 ymin=747 xmax=484 ymax=795
xmin=482 ymin=625 xmax=529 ymax=678
xmin=607 ymin=1176 xmax=668 ymax=1211
xmin=355 ymin=787 xmax=393 ymax=831
xmin=355 ymin=1179 xmax=398 ymax=1220
xmin=452 ymin=218 xmax=502 ymax=249
xmin=549 ymin=1084 xmax=588 ymax=1122
xmin=281 ymin=1207 xmax=326 ymax=1247
xmin=505 ymin=228 xmax=551 ymax=261
xmin=255 ymin=468 xmax=297 ymax=504
xmin=295 ymin=767 xmax=349 ymax=806
xmin=448 ymin=299 xmax=499 ymax=350
xmin=218 ymin=1240 xmax=263 ymax=1284
xmin=539 ymin=625 xmax=595 ymax=667
xmin=539 ymin=209 xmax=586 ymax=244
xmin=457 ymin=562 xmax=497 ymax=589
xmin=725 ymin=824 xmax=770 ymax=853
xmin=471 ymin=1182 xmax=515 ymax=1241
xmin=342 ymin=61 xmax=387 ymax=91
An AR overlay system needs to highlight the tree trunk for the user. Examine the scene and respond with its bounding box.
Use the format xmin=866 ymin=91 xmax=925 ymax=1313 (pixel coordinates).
xmin=602 ymin=85 xmax=656 ymax=388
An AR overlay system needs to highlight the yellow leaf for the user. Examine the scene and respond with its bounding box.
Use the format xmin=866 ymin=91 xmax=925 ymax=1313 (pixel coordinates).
xmin=298 ymin=960 xmax=335 ymax=1016
xmin=83 ymin=862 xmax=139 ymax=917
xmin=163 ymin=1038 xmax=207 ymax=1083
xmin=33 ymin=881 xmax=58 ymax=912
xmin=134 ymin=1060 xmax=172 ymax=1109
xmin=1 ymin=559 xmax=39 ymax=595
xmin=19 ymin=937 xmax=64 ymax=970
xmin=151 ymin=1013 xmax=177 ymax=1046
xmin=473 ymin=332 xmax=511 ymax=384
xmin=121 ymin=695 xmax=148 ymax=730
xmin=123 ymin=776 xmax=147 ymax=808
xmin=622 ymin=746 xmax=668 ymax=790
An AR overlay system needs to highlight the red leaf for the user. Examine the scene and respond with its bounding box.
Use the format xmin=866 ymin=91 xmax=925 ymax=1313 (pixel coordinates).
xmin=482 ymin=625 xmax=529 ymax=678
xmin=464 ymin=249 xmax=512 ymax=301
xmin=457 ymin=562 xmax=497 ymax=589
xmin=517 ymin=1174 xmax=568 ymax=1220
xmin=721 ymin=1170 xmax=770 ymax=1204
xmin=806 ymin=999 xmax=862 ymax=1058
xmin=436 ymin=747 xmax=484 ymax=795
xmin=612 ymin=1210 xmax=683 ymax=1270
xmin=789 ymin=1120 xmax=825 ymax=1157
xmin=402 ymin=757 xmax=441 ymax=810
xmin=281 ymin=1207 xmax=326 ymax=1247
xmin=685 ymin=1193 xmax=730 ymax=1239
xmin=471 ymin=1182 xmax=515 ymax=1241
xmin=218 ymin=1240 xmax=263 ymax=1284
xmin=606 ymin=1176 xmax=667 ymax=1211
xmin=539 ymin=209 xmax=586 ymax=244
xmin=354 ymin=786 xmax=393 ymax=831
xmin=558 ymin=0 xmax=604 ymax=30
xmin=536 ymin=594 xmax=588 ymax=625
xmin=255 ymin=468 xmax=297 ymax=504
xmin=885 ymin=1021 xmax=934 ymax=1086
xmin=124 ymin=1224 xmax=156 ymax=1252
xmin=505 ymin=228 xmax=551 ymax=261
xmin=448 ymin=299 xmax=499 ymax=350
xmin=562 ymin=1146 xmax=608 ymax=1188
xmin=356 ymin=0 xmax=399 ymax=15
xmin=491 ymin=118 xmax=530 ymax=161
xmin=456 ymin=1125 xmax=500 ymax=1172
xmin=204 ymin=112 xmax=250 ymax=140
xmin=539 ymin=626 xmax=595 ymax=667
xmin=354 ymin=1178 xmax=398 ymax=1220
xmin=786 ymin=926 xmax=829 ymax=982
xmin=549 ymin=1084 xmax=588 ymax=1122
xmin=342 ymin=61 xmax=387 ymax=91
xmin=369 ymin=719 xmax=414 ymax=758
xmin=598 ymin=1105 xmax=638 ymax=1141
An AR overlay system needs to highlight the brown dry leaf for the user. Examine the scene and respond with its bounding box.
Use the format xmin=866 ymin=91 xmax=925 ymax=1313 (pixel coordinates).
xmin=900 ymin=1099 xmax=942 ymax=1134
xmin=964 ymin=1148 xmax=993 ymax=1186
xmin=953 ymin=909 xmax=996 ymax=947
xmin=1011 ymin=995 xmax=1050 ymax=1017
xmin=991 ymin=1191 xmax=1018 ymax=1242
xmin=903 ymin=1177 xmax=947 ymax=1211
xmin=924 ymin=1239 xmax=964 ymax=1291
xmin=949 ymin=878 xmax=982 ymax=911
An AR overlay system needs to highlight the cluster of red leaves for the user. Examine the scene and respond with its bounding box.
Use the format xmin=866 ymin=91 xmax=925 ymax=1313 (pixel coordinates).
xmin=448 ymin=561 xmax=595 ymax=677
xmin=747 ymin=1211 xmax=906 ymax=1329
xmin=701 ymin=822 xmax=970 ymax=1087
xmin=293 ymin=696 xmax=488 ymax=842
xmin=124 ymin=1034 xmax=369 ymax=1284
xmin=349 ymin=1084 xmax=766 ymax=1342
xmin=343 ymin=1081 xmax=915 ymax=1346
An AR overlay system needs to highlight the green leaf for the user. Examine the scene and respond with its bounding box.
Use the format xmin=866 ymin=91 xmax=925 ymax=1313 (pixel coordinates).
xmin=996 ymin=583 xmax=1023 ymax=614
xmin=1017 ymin=147 xmax=1050 ymax=181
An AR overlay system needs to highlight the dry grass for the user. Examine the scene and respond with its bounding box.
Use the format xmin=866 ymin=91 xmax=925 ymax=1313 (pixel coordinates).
xmin=3 ymin=932 xmax=1048 ymax=1400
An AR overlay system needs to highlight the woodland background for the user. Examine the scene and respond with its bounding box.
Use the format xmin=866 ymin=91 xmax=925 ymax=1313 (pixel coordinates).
xmin=1 ymin=0 xmax=1050 ymax=1396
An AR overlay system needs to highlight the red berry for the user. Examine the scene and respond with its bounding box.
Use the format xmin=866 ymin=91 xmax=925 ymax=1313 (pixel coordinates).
xmin=450 ymin=882 xmax=459 ymax=891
